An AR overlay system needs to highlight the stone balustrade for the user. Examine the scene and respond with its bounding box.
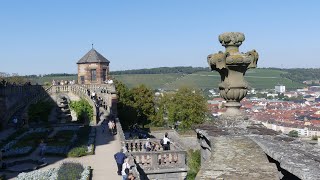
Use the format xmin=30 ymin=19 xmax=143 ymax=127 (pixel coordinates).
xmin=115 ymin=118 xmax=126 ymax=142
xmin=49 ymin=85 xmax=100 ymax=124
xmin=131 ymin=150 xmax=187 ymax=170
xmin=124 ymin=138 xmax=183 ymax=152
xmin=0 ymin=85 xmax=42 ymax=96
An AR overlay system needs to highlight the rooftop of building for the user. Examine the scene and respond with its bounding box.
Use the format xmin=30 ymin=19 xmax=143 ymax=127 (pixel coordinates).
xmin=77 ymin=48 xmax=110 ymax=64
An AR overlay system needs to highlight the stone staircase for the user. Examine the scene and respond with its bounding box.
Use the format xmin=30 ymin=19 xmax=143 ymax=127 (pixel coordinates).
xmin=56 ymin=96 xmax=72 ymax=123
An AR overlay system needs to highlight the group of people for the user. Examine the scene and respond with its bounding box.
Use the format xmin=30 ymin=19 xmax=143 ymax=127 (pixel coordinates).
xmin=144 ymin=132 xmax=171 ymax=151
xmin=114 ymin=149 xmax=135 ymax=180
xmin=52 ymin=79 xmax=75 ymax=86
xmin=101 ymin=119 xmax=116 ymax=135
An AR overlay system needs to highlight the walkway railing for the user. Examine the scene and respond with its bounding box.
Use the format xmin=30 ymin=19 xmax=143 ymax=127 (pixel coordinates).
xmin=48 ymin=85 xmax=113 ymax=124
xmin=124 ymin=138 xmax=183 ymax=152
xmin=115 ymin=119 xmax=187 ymax=179
xmin=131 ymin=150 xmax=187 ymax=171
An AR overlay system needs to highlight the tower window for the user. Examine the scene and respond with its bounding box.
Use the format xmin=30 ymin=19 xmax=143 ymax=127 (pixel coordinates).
xmin=103 ymin=69 xmax=107 ymax=81
xmin=91 ymin=69 xmax=96 ymax=82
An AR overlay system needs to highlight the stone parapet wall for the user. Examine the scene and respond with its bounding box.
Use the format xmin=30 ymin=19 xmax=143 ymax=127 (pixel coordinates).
xmin=131 ymin=150 xmax=187 ymax=171
xmin=124 ymin=138 xmax=183 ymax=153
xmin=250 ymin=135 xmax=320 ymax=180
xmin=0 ymin=85 xmax=50 ymax=126
xmin=143 ymin=169 xmax=187 ymax=180
xmin=195 ymin=133 xmax=279 ymax=180
xmin=150 ymin=130 xmax=199 ymax=150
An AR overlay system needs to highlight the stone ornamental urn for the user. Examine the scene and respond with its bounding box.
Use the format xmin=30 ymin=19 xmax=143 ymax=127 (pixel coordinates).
xmin=207 ymin=32 xmax=258 ymax=117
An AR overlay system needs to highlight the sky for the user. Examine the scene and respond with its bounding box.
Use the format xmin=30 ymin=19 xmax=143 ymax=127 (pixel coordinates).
xmin=1 ymin=0 xmax=320 ymax=75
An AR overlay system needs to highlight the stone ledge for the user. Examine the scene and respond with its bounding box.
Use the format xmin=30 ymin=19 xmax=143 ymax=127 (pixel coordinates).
xmin=196 ymin=135 xmax=279 ymax=180
xmin=250 ymin=135 xmax=320 ymax=180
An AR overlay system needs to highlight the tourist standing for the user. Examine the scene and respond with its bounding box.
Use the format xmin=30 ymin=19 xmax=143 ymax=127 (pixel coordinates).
xmin=162 ymin=132 xmax=171 ymax=151
xmin=52 ymin=79 xmax=56 ymax=85
xmin=145 ymin=138 xmax=152 ymax=151
xmin=121 ymin=158 xmax=130 ymax=180
xmin=0 ymin=149 xmax=3 ymax=169
xmin=108 ymin=120 xmax=113 ymax=135
xmin=12 ymin=117 xmax=18 ymax=129
xmin=114 ymin=149 xmax=126 ymax=175
xmin=91 ymin=91 xmax=96 ymax=100
xmin=39 ymin=140 xmax=46 ymax=158
xmin=112 ymin=120 xmax=116 ymax=135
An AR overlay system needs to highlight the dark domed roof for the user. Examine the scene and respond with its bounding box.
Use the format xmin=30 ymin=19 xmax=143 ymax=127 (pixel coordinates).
xmin=77 ymin=48 xmax=110 ymax=64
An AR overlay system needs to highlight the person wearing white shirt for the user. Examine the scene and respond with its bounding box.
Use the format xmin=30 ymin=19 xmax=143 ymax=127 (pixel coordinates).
xmin=163 ymin=132 xmax=171 ymax=150
xmin=145 ymin=138 xmax=152 ymax=151
xmin=121 ymin=158 xmax=130 ymax=180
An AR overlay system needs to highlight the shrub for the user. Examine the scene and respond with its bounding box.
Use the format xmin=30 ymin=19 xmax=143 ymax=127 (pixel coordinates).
xmin=70 ymin=99 xmax=93 ymax=123
xmin=68 ymin=146 xmax=87 ymax=157
xmin=28 ymin=100 xmax=54 ymax=123
xmin=186 ymin=149 xmax=201 ymax=180
xmin=57 ymin=162 xmax=84 ymax=180
xmin=288 ymin=130 xmax=299 ymax=137
xmin=311 ymin=135 xmax=318 ymax=140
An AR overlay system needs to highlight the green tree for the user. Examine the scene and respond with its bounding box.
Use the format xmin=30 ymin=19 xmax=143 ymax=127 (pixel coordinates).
xmin=131 ymin=84 xmax=155 ymax=127
xmin=28 ymin=100 xmax=54 ymax=123
xmin=114 ymin=80 xmax=136 ymax=129
xmin=288 ymin=130 xmax=299 ymax=137
xmin=166 ymin=87 xmax=208 ymax=130
xmin=69 ymin=99 xmax=93 ymax=123
xmin=311 ymin=135 xmax=318 ymax=140
xmin=153 ymin=93 xmax=170 ymax=127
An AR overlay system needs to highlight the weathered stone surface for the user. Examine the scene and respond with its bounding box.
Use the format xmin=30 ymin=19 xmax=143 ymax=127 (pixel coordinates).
xmin=196 ymin=135 xmax=279 ymax=180
xmin=207 ymin=32 xmax=258 ymax=116
xmin=150 ymin=130 xmax=199 ymax=150
xmin=250 ymin=135 xmax=320 ymax=180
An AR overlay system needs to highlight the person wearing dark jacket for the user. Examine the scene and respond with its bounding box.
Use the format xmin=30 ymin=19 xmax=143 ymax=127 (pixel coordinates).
xmin=114 ymin=149 xmax=126 ymax=175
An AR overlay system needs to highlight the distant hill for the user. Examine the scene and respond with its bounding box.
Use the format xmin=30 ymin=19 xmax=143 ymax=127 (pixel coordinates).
xmin=110 ymin=66 xmax=210 ymax=75
xmin=113 ymin=68 xmax=304 ymax=90
xmin=25 ymin=67 xmax=307 ymax=90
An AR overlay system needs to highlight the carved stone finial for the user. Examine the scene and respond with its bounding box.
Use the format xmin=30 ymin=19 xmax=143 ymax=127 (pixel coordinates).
xmin=218 ymin=32 xmax=245 ymax=47
xmin=207 ymin=32 xmax=258 ymax=119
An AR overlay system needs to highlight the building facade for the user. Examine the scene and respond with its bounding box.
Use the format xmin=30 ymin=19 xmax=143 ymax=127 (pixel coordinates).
xmin=77 ymin=48 xmax=110 ymax=84
xmin=275 ymin=85 xmax=286 ymax=93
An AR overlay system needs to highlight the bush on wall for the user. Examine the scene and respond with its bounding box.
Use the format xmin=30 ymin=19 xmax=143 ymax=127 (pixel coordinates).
xmin=28 ymin=100 xmax=54 ymax=123
xmin=70 ymin=99 xmax=93 ymax=123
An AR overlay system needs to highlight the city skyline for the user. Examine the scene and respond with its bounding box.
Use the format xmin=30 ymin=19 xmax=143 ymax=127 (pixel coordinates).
xmin=1 ymin=0 xmax=320 ymax=75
